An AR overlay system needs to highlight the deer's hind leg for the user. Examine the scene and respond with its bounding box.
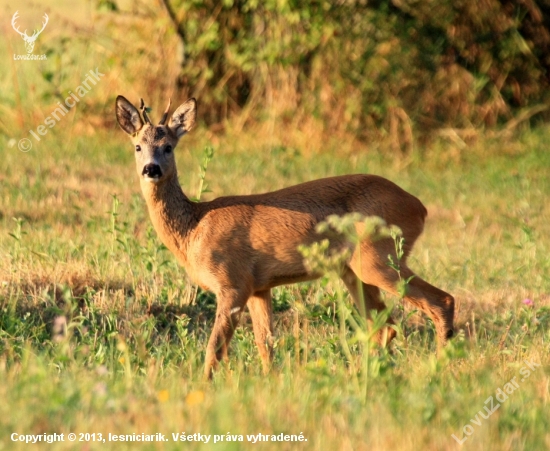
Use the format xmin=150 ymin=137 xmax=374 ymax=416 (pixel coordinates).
xmin=341 ymin=266 xmax=397 ymax=346
xmin=350 ymin=241 xmax=455 ymax=348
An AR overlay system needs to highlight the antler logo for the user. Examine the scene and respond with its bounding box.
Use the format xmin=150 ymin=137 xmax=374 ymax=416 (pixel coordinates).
xmin=11 ymin=11 xmax=49 ymax=54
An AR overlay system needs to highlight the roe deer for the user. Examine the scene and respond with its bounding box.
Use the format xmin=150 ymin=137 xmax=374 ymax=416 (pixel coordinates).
xmin=115 ymin=95 xmax=455 ymax=378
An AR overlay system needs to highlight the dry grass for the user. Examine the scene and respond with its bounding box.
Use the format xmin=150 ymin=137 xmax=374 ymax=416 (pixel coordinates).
xmin=0 ymin=1 xmax=549 ymax=449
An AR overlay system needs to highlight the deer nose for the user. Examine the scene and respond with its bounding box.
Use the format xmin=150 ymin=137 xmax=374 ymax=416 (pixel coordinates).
xmin=142 ymin=164 xmax=162 ymax=178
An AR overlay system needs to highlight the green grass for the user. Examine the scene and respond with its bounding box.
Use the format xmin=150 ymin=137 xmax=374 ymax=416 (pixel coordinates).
xmin=0 ymin=124 xmax=549 ymax=450
xmin=1 ymin=2 xmax=548 ymax=448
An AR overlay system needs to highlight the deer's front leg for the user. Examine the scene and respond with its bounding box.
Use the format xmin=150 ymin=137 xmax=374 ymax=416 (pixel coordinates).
xmin=204 ymin=287 xmax=249 ymax=379
xmin=247 ymin=290 xmax=274 ymax=373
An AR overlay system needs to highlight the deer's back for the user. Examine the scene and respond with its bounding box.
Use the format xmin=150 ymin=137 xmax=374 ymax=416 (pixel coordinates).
xmin=199 ymin=174 xmax=426 ymax=228
xmin=182 ymin=175 xmax=427 ymax=291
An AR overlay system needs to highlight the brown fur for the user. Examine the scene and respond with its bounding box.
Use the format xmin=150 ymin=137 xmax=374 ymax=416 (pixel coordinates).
xmin=115 ymin=96 xmax=455 ymax=378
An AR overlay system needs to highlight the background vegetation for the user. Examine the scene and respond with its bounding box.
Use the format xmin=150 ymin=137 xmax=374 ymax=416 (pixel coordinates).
xmin=0 ymin=0 xmax=549 ymax=450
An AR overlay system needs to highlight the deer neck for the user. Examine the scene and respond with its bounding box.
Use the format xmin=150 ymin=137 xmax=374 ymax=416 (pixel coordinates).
xmin=140 ymin=172 xmax=196 ymax=264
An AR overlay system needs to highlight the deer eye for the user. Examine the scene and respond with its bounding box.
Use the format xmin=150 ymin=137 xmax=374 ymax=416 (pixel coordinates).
xmin=165 ymin=145 xmax=172 ymax=154
xmin=135 ymin=145 xmax=141 ymax=152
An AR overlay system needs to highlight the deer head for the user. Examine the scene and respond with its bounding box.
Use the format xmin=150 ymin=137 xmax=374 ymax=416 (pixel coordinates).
xmin=11 ymin=11 xmax=49 ymax=54
xmin=115 ymin=96 xmax=197 ymax=184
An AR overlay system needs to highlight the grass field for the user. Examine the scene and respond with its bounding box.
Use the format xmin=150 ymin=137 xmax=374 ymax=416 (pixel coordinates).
xmin=0 ymin=123 xmax=549 ymax=450
xmin=1 ymin=1 xmax=549 ymax=449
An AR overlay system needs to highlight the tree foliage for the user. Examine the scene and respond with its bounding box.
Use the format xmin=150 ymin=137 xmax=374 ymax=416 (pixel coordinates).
xmin=110 ymin=0 xmax=550 ymax=138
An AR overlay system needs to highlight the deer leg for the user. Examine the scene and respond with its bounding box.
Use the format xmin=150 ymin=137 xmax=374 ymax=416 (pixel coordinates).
xmin=341 ymin=266 xmax=396 ymax=346
xmin=247 ymin=289 xmax=274 ymax=373
xmin=403 ymin=274 xmax=455 ymax=346
xmin=204 ymin=288 xmax=249 ymax=379
xmin=351 ymin=240 xmax=454 ymax=348
xmin=355 ymin=261 xmax=454 ymax=348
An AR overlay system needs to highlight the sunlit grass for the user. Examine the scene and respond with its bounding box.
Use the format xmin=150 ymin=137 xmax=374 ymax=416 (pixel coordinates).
xmin=1 ymin=0 xmax=549 ymax=448
xmin=1 ymin=124 xmax=549 ymax=450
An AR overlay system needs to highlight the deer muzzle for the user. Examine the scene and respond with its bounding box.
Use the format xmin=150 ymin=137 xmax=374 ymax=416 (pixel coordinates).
xmin=142 ymin=163 xmax=162 ymax=181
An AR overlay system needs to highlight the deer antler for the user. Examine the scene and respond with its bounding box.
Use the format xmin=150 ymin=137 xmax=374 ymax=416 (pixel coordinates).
xmin=30 ymin=13 xmax=49 ymax=39
xmin=139 ymin=98 xmax=152 ymax=125
xmin=159 ymin=99 xmax=172 ymax=125
xmin=11 ymin=11 xmax=28 ymax=38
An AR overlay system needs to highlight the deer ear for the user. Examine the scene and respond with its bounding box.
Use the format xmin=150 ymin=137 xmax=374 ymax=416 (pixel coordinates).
xmin=116 ymin=96 xmax=143 ymax=135
xmin=168 ymin=98 xmax=197 ymax=138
